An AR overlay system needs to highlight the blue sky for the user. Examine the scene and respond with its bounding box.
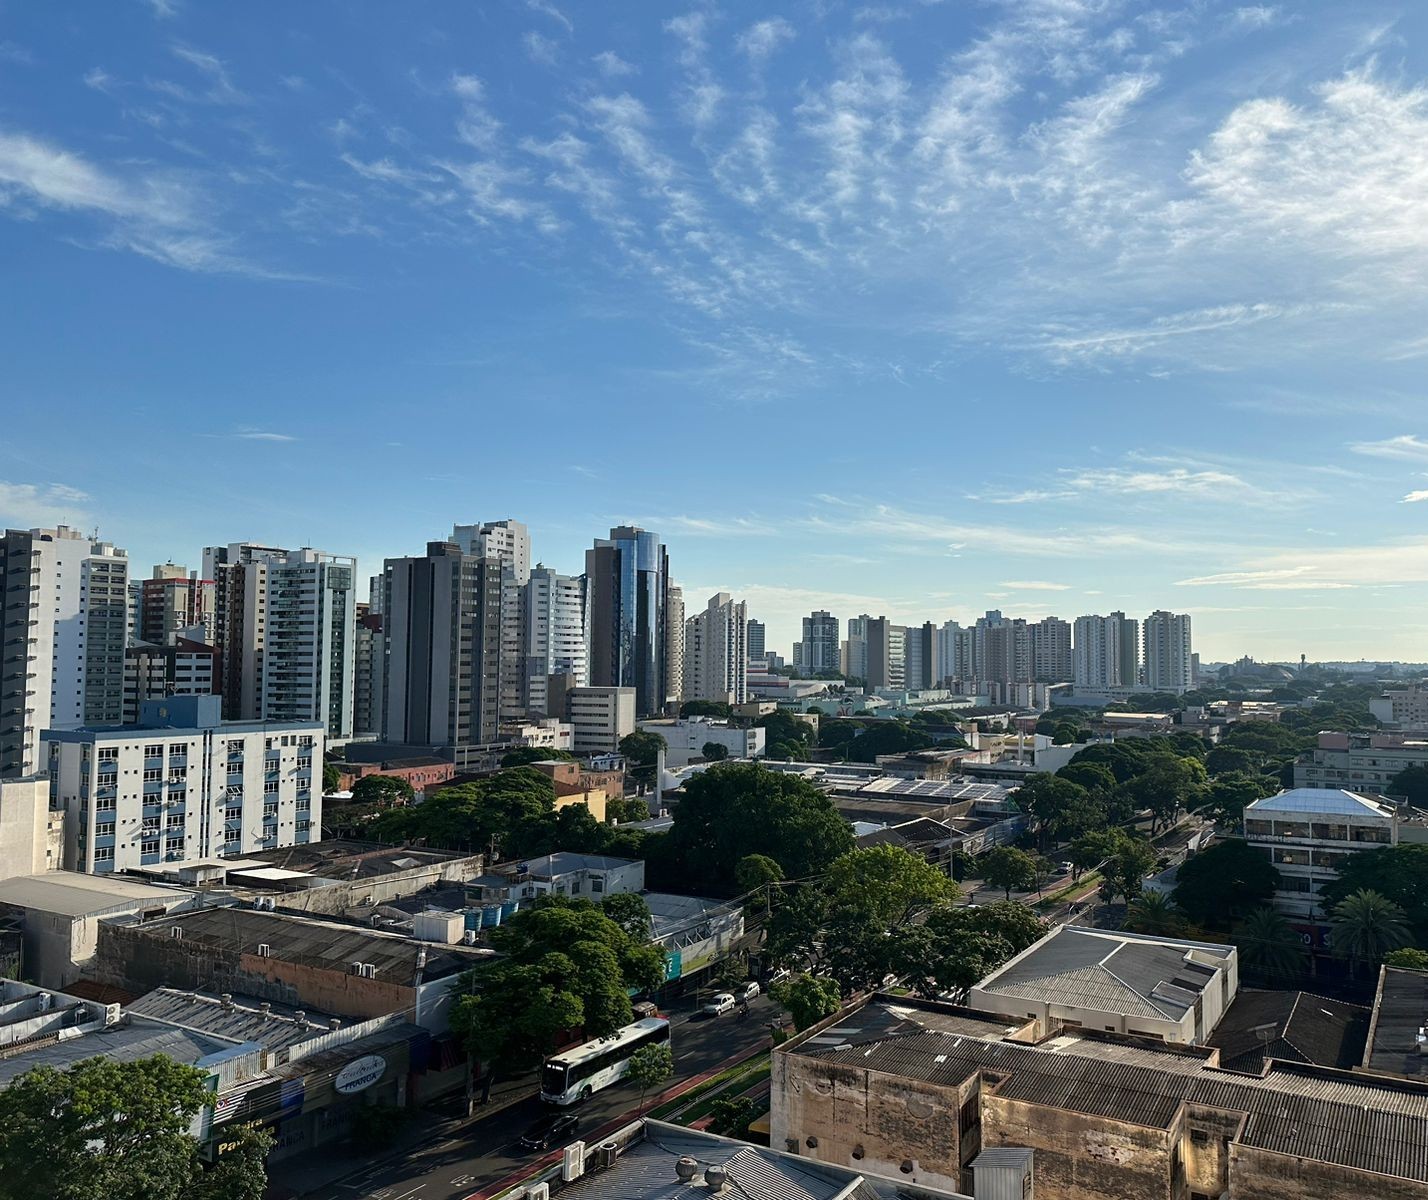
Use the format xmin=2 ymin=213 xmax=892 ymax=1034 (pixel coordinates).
xmin=2 ymin=1 xmax=1427 ymax=661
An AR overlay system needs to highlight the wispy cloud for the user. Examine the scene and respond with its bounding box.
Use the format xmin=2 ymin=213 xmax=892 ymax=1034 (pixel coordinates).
xmin=0 ymin=482 xmax=91 ymax=528
xmin=592 ymin=50 xmax=635 ymax=78
xmin=526 ymin=0 xmax=573 ymax=35
xmin=206 ymin=428 xmax=299 ymax=442
xmin=1402 ymin=490 xmax=1428 ymax=504
xmin=1349 ymin=435 xmax=1428 ymax=462
xmin=151 ymin=44 xmax=249 ymax=106
xmin=737 ymin=18 xmax=796 ymax=63
xmin=1000 ymin=580 xmax=1071 ymax=591
xmin=522 ymin=31 xmax=561 ymax=67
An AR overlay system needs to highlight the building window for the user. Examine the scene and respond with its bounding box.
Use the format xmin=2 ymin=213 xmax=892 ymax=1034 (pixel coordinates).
xmin=94 ymin=848 xmax=114 ymax=862
xmin=96 ymin=823 xmax=115 ymax=838
xmin=591 ymin=876 xmax=604 ymax=894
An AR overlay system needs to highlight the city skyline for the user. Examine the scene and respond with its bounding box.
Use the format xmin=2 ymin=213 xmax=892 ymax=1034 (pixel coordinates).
xmin=3 ymin=2 xmax=1428 ymax=659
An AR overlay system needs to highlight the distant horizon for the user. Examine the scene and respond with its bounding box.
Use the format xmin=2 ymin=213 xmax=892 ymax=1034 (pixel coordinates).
xmin=3 ymin=3 xmax=1427 ymax=662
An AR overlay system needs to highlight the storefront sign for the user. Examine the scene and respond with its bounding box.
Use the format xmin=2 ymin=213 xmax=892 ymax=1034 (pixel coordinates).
xmin=334 ymin=1055 xmax=387 ymax=1094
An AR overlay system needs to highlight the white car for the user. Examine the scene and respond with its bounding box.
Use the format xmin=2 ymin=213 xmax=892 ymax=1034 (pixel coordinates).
xmin=702 ymin=993 xmax=736 ymax=1016
xmin=737 ymin=981 xmax=760 ymax=1002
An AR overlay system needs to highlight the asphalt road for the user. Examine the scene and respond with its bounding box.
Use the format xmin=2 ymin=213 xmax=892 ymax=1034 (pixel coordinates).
xmin=294 ymin=992 xmax=779 ymax=1200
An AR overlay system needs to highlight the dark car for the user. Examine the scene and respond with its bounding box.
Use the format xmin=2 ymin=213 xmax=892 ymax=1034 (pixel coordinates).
xmin=519 ymin=1112 xmax=579 ymax=1151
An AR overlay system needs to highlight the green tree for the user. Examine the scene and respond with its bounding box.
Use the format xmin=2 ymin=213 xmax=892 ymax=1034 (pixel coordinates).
xmin=983 ymin=846 xmax=1039 ymax=899
xmin=501 ymin=746 xmax=575 ymax=767
xmin=1205 ymin=745 xmax=1257 ymax=777
xmin=620 ymin=731 xmax=667 ymax=783
xmin=1119 ymin=756 xmax=1207 ymax=834
xmin=681 ymin=700 xmax=732 ymax=718
xmin=1233 ymin=906 xmax=1308 ymax=985
xmin=1068 ymin=829 xmax=1121 ymax=880
xmin=0 ymin=1054 xmax=269 ymax=1200
xmin=706 ymin=1095 xmax=759 ymax=1138
xmin=756 ymin=712 xmax=816 ymax=760
xmin=1388 ymin=765 xmax=1428 ymax=807
xmin=818 ymin=720 xmax=862 ymax=751
xmin=701 ymin=741 xmax=730 ymax=762
xmin=1198 ymin=772 xmax=1275 ymax=828
xmin=626 ymin=1043 xmax=674 ymax=1114
xmin=734 ymin=853 xmax=784 ymax=902
xmin=1099 ymin=832 xmax=1158 ymax=905
xmin=824 ymin=843 xmax=958 ymax=926
xmin=1385 ymin=947 xmax=1428 ymax=971
xmin=1173 ymin=839 xmax=1279 ymax=929
xmin=1057 ymin=760 xmax=1117 ymax=795
xmin=605 ymin=795 xmax=652 ymax=824
xmin=895 ymin=903 xmax=1048 ymax=998
xmin=187 ymin=1123 xmax=273 ymax=1200
xmin=351 ymin=773 xmax=416 ymax=807
xmin=1321 ymin=844 xmax=1428 ymax=946
xmin=1124 ymin=892 xmax=1189 ymax=937
xmin=1330 ymin=889 xmax=1412 ymax=975
xmin=1014 ymin=774 xmax=1093 ymax=852
xmin=668 ymin=763 xmax=853 ymax=893
xmin=846 ymin=721 xmax=933 ymax=763
xmin=601 ymin=892 xmax=653 ymax=940
xmin=322 ymin=762 xmax=342 ymax=792
xmin=771 ymin=974 xmax=842 ymax=1031
xmin=371 ymin=769 xmax=560 ymax=857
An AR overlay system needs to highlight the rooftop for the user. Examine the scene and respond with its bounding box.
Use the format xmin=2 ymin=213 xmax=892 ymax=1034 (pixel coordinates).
xmin=788 ymin=995 xmax=1428 ymax=1185
xmin=973 ymin=925 xmax=1235 ymax=1023
xmin=0 ymin=872 xmax=188 ymax=917
xmin=240 ymin=839 xmax=477 ymax=880
xmin=0 ymin=1016 xmax=229 ymax=1087
xmin=1247 ymin=786 xmax=1396 ymax=819
xmin=517 ymin=851 xmax=639 ymax=876
xmin=139 ymin=907 xmax=477 ymax=983
xmin=126 ymin=987 xmax=349 ymax=1054
xmin=1365 ymin=966 xmax=1428 ymax=1079
xmin=557 ymin=1120 xmax=967 ymax=1200
xmin=1207 ymin=989 xmax=1369 ymax=1074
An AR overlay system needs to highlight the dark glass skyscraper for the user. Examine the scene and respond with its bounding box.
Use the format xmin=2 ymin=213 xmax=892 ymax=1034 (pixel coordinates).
xmin=585 ymin=526 xmax=669 ymax=717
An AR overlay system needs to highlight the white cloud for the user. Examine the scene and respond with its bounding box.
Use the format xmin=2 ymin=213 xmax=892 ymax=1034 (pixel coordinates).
xmin=999 ymin=580 xmax=1070 ymax=591
xmin=1350 ymin=435 xmax=1428 ymax=462
xmin=737 ymin=18 xmax=795 ymax=63
xmin=142 ymin=0 xmax=179 ymax=17
xmin=592 ymin=50 xmax=635 ymax=78
xmin=1226 ymin=6 xmax=1282 ymax=31
xmin=522 ymin=31 xmax=560 ymax=67
xmin=0 ymin=482 xmax=91 ymax=528
xmin=205 ymin=428 xmax=298 ymax=442
xmin=153 ymin=44 xmax=249 ymax=106
xmin=1402 ymin=490 xmax=1428 ymax=504
xmin=526 ymin=0 xmax=572 ymax=35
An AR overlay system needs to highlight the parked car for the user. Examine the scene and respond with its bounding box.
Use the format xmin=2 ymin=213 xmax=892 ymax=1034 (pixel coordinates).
xmin=702 ymin=992 xmax=736 ymax=1016
xmin=1058 ymin=861 xmax=1074 ymax=875
xmin=737 ymin=981 xmax=761 ymax=1002
xmin=519 ymin=1112 xmax=579 ymax=1151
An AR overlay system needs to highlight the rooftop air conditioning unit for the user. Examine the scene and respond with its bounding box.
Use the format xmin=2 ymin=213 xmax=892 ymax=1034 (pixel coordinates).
xmin=170 ymin=927 xmax=183 ymax=939
xmin=256 ymin=944 xmax=271 ymax=958
xmin=462 ymin=930 xmax=479 ymax=946
xmin=562 ymin=1142 xmax=586 ymax=1182
xmin=359 ymin=963 xmax=377 ymax=979
xmin=525 ymin=1186 xmax=549 ymax=1200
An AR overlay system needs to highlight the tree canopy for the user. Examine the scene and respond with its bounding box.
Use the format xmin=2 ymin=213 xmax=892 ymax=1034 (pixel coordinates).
xmin=1320 ymin=844 xmax=1428 ymax=946
xmin=756 ymin=711 xmax=817 ymax=761
xmin=1388 ymin=765 xmax=1428 ymax=807
xmin=1173 ymin=839 xmax=1279 ymax=930
xmin=681 ymin=700 xmax=732 ymax=718
xmin=982 ymin=846 xmax=1039 ymax=899
xmin=845 ymin=720 xmax=933 ymax=763
xmin=0 ymin=1055 xmax=271 ymax=1200
xmin=351 ymin=773 xmax=415 ymax=806
xmin=701 ymin=741 xmax=729 ymax=761
xmin=501 ymin=746 xmax=575 ymax=767
xmin=771 ymin=974 xmax=842 ymax=1032
xmin=667 ymin=763 xmax=853 ymax=893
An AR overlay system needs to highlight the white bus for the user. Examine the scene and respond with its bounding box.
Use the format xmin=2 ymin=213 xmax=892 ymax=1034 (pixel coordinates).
xmin=540 ymin=1016 xmax=671 ymax=1106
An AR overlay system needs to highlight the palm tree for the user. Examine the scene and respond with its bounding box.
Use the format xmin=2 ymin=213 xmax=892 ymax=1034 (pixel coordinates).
xmin=1124 ymin=892 xmax=1186 ymax=937
xmin=1330 ymin=889 xmax=1412 ymax=976
xmin=1234 ymin=906 xmax=1308 ymax=985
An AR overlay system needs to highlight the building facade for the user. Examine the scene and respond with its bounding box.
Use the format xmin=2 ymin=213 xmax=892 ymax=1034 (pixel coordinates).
xmin=382 ymin=541 xmax=503 ymax=747
xmin=565 ymin=686 xmax=636 ymax=754
xmin=683 ymin=592 xmax=749 ymax=705
xmin=794 ymin=611 xmax=840 ymax=676
xmin=746 ymin=618 xmax=766 ymax=665
xmin=520 ymin=565 xmax=586 ymax=718
xmin=665 ymin=584 xmax=685 ymax=708
xmin=972 ymin=612 xmax=1032 ymax=686
xmin=138 ymin=564 xmax=216 ymax=645
xmin=1143 ymin=610 xmax=1193 ymax=693
xmin=450 ymin=520 xmax=530 ymax=723
xmin=44 ymin=695 xmax=322 ymax=874
xmin=586 ymin=526 xmax=671 ymax=718
xmin=1072 ymin=611 xmax=1141 ymax=689
xmin=122 ymin=638 xmax=221 ymax=724
xmin=1029 ymin=617 xmax=1072 ymax=683
xmin=1295 ymin=730 xmax=1428 ymax=793
xmin=0 ymin=526 xmax=129 ymax=777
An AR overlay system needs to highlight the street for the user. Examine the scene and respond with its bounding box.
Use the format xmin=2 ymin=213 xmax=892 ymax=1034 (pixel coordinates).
xmin=286 ymin=991 xmax=779 ymax=1200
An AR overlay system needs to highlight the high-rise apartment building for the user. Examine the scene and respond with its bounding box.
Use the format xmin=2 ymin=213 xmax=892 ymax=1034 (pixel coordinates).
xmin=972 ymin=611 xmax=1032 ymax=685
xmin=1030 ymin=616 xmax=1073 ymax=682
xmin=865 ymin=617 xmax=907 ymax=690
xmin=382 ymin=541 xmax=503 ymax=747
xmin=202 ymin=544 xmax=356 ymax=738
xmin=843 ymin=615 xmax=871 ymax=681
xmin=520 ymin=565 xmax=587 ymax=718
xmin=1072 ymin=611 xmax=1141 ymax=689
xmin=793 ymin=610 xmax=840 ymax=677
xmin=353 ymin=606 xmax=384 ymax=736
xmin=665 ymin=584 xmax=684 ymax=708
xmin=684 ymin=593 xmax=749 ymax=705
xmin=903 ymin=622 xmax=938 ymax=690
xmin=138 ymin=564 xmax=215 ymax=645
xmin=0 ymin=526 xmax=129 ymax=777
xmin=938 ymin=620 xmax=973 ymax=684
xmin=585 ymin=526 xmax=670 ymax=718
xmin=44 ymin=695 xmax=322 ymax=874
xmin=122 ymin=637 xmax=220 ymax=725
xmin=451 ymin=520 xmax=530 ymax=721
xmin=746 ymin=619 xmax=766 ymax=665
xmin=1143 ymin=610 xmax=1193 ymax=694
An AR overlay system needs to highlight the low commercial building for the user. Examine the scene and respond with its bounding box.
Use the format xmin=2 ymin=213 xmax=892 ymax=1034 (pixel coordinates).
xmin=1363 ymin=964 xmax=1428 ymax=1080
xmin=1294 ymin=730 xmax=1428 ymax=793
xmin=774 ymin=992 xmax=1428 ymax=1199
xmin=88 ymin=904 xmax=484 ymax=1029
xmin=1206 ymin=989 xmax=1368 ymax=1074
xmin=0 ymin=870 xmax=198 ymax=987
xmin=645 ymin=892 xmax=743 ymax=983
xmin=636 ymin=718 xmax=765 ymax=767
xmin=1371 ymin=685 xmax=1428 ymax=731
xmin=486 ymin=851 xmax=645 ymax=901
xmin=0 ymin=775 xmax=63 ymax=878
xmin=1242 ymin=787 xmax=1424 ymax=923
xmin=564 ymin=686 xmax=637 ymax=753
xmin=969 ymin=925 xmax=1238 ymax=1045
xmin=43 ymin=694 xmax=323 ymax=874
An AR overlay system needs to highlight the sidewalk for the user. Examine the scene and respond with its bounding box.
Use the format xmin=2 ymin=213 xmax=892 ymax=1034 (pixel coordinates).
xmin=266 ymin=1072 xmax=536 ymax=1199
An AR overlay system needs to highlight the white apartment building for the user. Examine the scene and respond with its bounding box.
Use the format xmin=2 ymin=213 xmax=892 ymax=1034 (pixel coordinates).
xmin=451 ymin=520 xmax=530 ymax=722
xmin=938 ymin=620 xmax=973 ymax=683
xmin=1143 ymin=610 xmax=1193 ymax=693
xmin=520 ymin=565 xmax=586 ymax=718
xmin=202 ymin=543 xmax=356 ymax=738
xmin=843 ymin=615 xmax=870 ymax=680
xmin=1371 ymin=686 xmax=1428 ymax=731
xmin=1030 ymin=617 xmax=1072 ymax=683
xmin=567 ymin=686 xmax=636 ymax=754
xmin=683 ymin=592 xmax=749 ymax=704
xmin=635 ymin=718 xmax=765 ymax=767
xmin=1072 ymin=612 xmax=1141 ymax=689
xmin=43 ymin=695 xmax=323 ymax=875
xmin=1243 ymin=787 xmax=1408 ymax=922
xmin=1293 ymin=731 xmax=1428 ymax=793
xmin=665 ymin=584 xmax=685 ymax=707
xmin=0 ymin=526 xmax=129 ymax=778
xmin=972 ymin=611 xmax=1031 ymax=686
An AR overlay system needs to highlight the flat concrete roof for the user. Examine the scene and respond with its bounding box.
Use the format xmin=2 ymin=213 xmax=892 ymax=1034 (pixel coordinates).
xmin=0 ymin=872 xmax=188 ymax=917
